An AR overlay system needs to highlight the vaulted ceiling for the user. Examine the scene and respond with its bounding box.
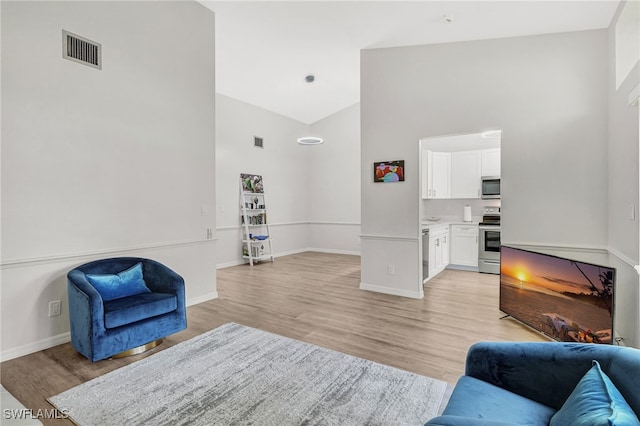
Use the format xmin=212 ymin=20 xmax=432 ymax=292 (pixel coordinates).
xmin=202 ymin=1 xmax=619 ymax=124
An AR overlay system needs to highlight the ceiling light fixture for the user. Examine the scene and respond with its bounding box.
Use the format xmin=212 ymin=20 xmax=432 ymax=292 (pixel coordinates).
xmin=441 ymin=14 xmax=455 ymax=23
xmin=297 ymin=136 xmax=324 ymax=145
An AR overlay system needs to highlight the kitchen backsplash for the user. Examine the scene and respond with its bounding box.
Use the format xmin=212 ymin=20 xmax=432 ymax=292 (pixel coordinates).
xmin=423 ymin=199 xmax=500 ymax=221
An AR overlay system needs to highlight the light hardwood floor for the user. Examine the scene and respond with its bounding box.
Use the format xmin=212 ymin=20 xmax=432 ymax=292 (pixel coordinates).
xmin=1 ymin=252 xmax=546 ymax=425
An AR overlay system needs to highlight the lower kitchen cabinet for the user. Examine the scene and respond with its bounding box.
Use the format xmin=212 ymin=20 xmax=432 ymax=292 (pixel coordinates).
xmin=450 ymin=224 xmax=479 ymax=267
xmin=428 ymin=226 xmax=449 ymax=279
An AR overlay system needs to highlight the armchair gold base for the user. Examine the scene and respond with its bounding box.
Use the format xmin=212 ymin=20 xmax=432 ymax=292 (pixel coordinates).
xmin=112 ymin=338 xmax=164 ymax=359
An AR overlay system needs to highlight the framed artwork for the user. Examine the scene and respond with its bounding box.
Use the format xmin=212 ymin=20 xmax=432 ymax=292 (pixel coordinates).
xmin=240 ymin=173 xmax=264 ymax=193
xmin=373 ymin=160 xmax=405 ymax=183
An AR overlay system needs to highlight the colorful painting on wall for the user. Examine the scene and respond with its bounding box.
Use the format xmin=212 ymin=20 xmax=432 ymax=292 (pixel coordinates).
xmin=240 ymin=173 xmax=264 ymax=193
xmin=373 ymin=160 xmax=405 ymax=183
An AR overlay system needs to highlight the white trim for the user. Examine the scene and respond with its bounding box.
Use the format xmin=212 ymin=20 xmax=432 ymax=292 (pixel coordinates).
xmin=217 ymin=221 xmax=360 ymax=232
xmin=359 ymin=282 xmax=423 ymax=299
xmin=504 ymin=241 xmax=640 ymax=272
xmin=308 ymin=221 xmax=360 ymax=226
xmin=217 ymin=248 xmax=311 ymax=269
xmin=0 ymin=332 xmax=70 ymax=363
xmin=360 ymin=234 xmax=420 ymax=243
xmin=1 ymin=291 xmax=219 ymax=361
xmin=629 ymin=82 xmax=639 ymax=107
xmin=271 ymin=248 xmax=309 ymax=257
xmin=216 ymin=247 xmax=361 ymax=269
xmin=607 ymin=247 xmax=639 ymax=270
xmin=306 ymin=247 xmax=361 ymax=256
xmin=186 ymin=292 xmax=218 ymax=307
xmin=216 ymin=259 xmax=246 ymax=269
xmin=501 ymin=241 xmax=608 ymax=255
xmin=1 ymin=238 xmax=217 ymax=269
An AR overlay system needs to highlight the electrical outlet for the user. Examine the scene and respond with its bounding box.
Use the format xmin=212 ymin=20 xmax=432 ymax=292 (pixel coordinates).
xmin=206 ymin=227 xmax=213 ymax=240
xmin=201 ymin=204 xmax=208 ymax=216
xmin=49 ymin=300 xmax=61 ymax=317
xmin=387 ymin=264 xmax=395 ymax=275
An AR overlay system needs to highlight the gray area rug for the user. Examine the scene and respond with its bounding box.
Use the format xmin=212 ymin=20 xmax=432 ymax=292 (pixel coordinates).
xmin=49 ymin=323 xmax=447 ymax=425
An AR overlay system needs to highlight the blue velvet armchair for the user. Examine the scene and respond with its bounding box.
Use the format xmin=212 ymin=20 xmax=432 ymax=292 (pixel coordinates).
xmin=67 ymin=257 xmax=187 ymax=362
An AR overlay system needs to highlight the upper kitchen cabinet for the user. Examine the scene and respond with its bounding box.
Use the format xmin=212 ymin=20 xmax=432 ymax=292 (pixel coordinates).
xmin=420 ymin=131 xmax=501 ymax=200
xmin=450 ymin=150 xmax=481 ymax=199
xmin=422 ymin=150 xmax=450 ymax=199
xmin=481 ymin=148 xmax=501 ymax=177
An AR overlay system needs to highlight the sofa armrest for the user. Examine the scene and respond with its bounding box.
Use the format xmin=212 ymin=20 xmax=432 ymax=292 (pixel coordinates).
xmin=465 ymin=341 xmax=620 ymax=410
xmin=425 ymin=415 xmax=517 ymax=426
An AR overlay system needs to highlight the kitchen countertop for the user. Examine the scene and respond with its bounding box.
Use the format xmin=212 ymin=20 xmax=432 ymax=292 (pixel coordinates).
xmin=421 ymin=220 xmax=479 ymax=229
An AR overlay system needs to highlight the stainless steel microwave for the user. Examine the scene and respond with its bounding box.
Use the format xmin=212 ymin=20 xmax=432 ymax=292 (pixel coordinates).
xmin=481 ymin=176 xmax=500 ymax=199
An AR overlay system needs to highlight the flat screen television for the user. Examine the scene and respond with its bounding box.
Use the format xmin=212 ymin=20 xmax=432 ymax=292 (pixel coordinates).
xmin=500 ymin=246 xmax=614 ymax=344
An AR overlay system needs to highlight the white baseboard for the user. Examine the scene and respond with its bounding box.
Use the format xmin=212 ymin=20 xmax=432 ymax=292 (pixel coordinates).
xmin=1 ymin=293 xmax=218 ymax=362
xmin=359 ymin=282 xmax=423 ymax=299
xmin=216 ymin=259 xmax=245 ymax=269
xmin=216 ymin=248 xmax=359 ymax=270
xmin=187 ymin=291 xmax=218 ymax=307
xmin=306 ymin=247 xmax=361 ymax=256
xmin=1 ymin=332 xmax=70 ymax=363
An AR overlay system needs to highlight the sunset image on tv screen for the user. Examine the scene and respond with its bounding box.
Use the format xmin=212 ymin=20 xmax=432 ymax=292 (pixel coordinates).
xmin=500 ymin=246 xmax=614 ymax=344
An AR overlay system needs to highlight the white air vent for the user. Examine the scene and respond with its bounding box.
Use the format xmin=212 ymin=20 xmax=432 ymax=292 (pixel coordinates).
xmin=62 ymin=30 xmax=101 ymax=70
xmin=254 ymin=136 xmax=264 ymax=148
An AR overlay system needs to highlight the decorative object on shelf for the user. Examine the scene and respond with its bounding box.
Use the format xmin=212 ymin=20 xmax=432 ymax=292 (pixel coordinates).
xmin=240 ymin=174 xmax=274 ymax=266
xmin=373 ymin=160 xmax=405 ymax=183
xmin=241 ymin=173 xmax=264 ymax=193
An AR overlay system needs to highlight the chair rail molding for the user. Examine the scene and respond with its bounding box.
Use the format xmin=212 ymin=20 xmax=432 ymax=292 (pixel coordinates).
xmin=1 ymin=238 xmax=217 ymax=269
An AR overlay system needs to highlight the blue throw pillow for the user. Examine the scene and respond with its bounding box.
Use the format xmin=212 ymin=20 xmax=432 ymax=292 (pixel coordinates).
xmin=85 ymin=263 xmax=151 ymax=301
xmin=550 ymin=360 xmax=640 ymax=426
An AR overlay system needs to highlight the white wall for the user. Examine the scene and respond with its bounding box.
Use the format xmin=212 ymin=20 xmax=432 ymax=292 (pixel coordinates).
xmin=308 ymin=103 xmax=361 ymax=254
xmin=1 ymin=1 xmax=217 ymax=360
xmin=215 ymin=96 xmax=361 ymax=267
xmin=215 ymin=94 xmax=311 ymax=266
xmin=361 ymin=30 xmax=609 ymax=298
xmin=608 ymin=0 xmax=640 ymax=348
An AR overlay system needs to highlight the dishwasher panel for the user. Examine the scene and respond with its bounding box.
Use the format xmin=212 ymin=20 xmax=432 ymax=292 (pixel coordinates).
xmin=422 ymin=229 xmax=429 ymax=281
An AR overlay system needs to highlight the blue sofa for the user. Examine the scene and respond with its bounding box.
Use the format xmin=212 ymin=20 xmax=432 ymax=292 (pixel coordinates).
xmin=426 ymin=342 xmax=640 ymax=425
xmin=67 ymin=257 xmax=187 ymax=362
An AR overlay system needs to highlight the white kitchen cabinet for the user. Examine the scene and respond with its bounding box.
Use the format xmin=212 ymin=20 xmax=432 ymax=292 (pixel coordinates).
xmin=422 ymin=150 xmax=450 ymax=199
xmin=428 ymin=225 xmax=449 ymax=278
xmin=442 ymin=231 xmax=450 ymax=266
xmin=450 ymin=151 xmax=481 ymax=199
xmin=450 ymin=224 xmax=479 ymax=267
xmin=481 ymin=148 xmax=501 ymax=177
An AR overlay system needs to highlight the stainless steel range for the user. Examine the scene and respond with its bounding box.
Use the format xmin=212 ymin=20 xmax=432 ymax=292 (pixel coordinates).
xmin=478 ymin=206 xmax=501 ymax=274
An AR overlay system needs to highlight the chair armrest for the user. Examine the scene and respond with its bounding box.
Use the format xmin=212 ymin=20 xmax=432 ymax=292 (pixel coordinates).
xmin=465 ymin=341 xmax=615 ymax=409
xmin=426 ymin=415 xmax=516 ymax=426
xmin=140 ymin=260 xmax=186 ymax=313
xmin=67 ymin=269 xmax=106 ymax=331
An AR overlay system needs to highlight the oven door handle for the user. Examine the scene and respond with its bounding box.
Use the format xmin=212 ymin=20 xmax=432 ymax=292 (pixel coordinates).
xmin=479 ymin=226 xmax=501 ymax=231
